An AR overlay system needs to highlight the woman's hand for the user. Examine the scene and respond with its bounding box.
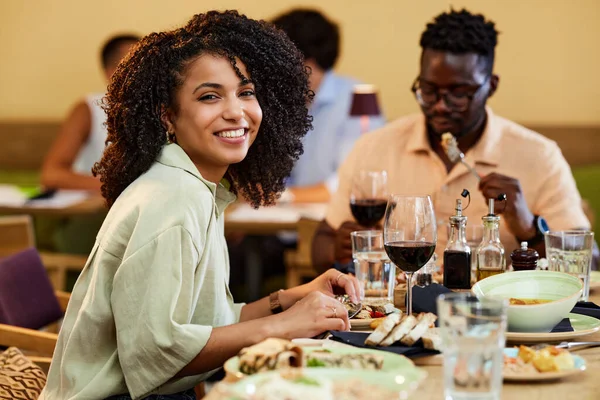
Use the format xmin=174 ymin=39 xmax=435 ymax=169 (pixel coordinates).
xmin=305 ymin=268 xmax=363 ymax=303
xmin=271 ymin=291 xmax=349 ymax=339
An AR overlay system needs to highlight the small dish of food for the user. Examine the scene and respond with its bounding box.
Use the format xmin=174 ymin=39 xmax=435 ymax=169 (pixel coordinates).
xmin=502 ymin=345 xmax=585 ymax=381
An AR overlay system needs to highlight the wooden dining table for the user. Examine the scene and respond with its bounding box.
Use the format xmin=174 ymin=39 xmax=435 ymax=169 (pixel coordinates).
xmin=205 ymin=289 xmax=600 ymax=400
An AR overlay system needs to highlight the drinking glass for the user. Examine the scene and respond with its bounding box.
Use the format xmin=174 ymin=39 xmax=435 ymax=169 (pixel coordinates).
xmin=351 ymin=230 xmax=395 ymax=304
xmin=438 ymin=293 xmax=508 ymax=400
xmin=350 ymin=170 xmax=388 ymax=227
xmin=383 ymin=195 xmax=436 ymax=315
xmin=545 ymin=230 xmax=594 ymax=301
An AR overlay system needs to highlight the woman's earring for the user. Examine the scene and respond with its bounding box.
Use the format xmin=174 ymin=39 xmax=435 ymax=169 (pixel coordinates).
xmin=166 ymin=130 xmax=176 ymax=143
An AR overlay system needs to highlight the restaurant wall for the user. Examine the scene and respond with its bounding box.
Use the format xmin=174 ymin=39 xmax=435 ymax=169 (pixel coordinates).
xmin=1 ymin=0 xmax=598 ymax=124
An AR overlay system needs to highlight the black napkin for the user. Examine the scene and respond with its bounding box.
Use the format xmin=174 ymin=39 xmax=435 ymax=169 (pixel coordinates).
xmin=571 ymin=301 xmax=600 ymax=319
xmin=408 ymin=283 xmax=452 ymax=316
xmin=550 ymin=318 xmax=573 ymax=332
xmin=329 ymin=331 xmax=439 ymax=358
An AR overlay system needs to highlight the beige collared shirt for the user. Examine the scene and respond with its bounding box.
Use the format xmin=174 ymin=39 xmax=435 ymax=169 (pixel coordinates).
xmin=326 ymin=108 xmax=590 ymax=261
xmin=40 ymin=144 xmax=242 ymax=400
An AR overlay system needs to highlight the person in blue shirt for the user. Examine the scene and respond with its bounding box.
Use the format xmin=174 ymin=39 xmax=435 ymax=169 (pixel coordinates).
xmin=272 ymin=8 xmax=386 ymax=203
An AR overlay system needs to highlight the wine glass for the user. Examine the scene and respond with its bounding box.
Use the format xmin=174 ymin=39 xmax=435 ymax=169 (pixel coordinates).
xmin=383 ymin=195 xmax=437 ymax=315
xmin=350 ymin=170 xmax=388 ymax=227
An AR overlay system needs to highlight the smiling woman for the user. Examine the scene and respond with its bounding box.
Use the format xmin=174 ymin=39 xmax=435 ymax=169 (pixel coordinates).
xmin=38 ymin=10 xmax=365 ymax=400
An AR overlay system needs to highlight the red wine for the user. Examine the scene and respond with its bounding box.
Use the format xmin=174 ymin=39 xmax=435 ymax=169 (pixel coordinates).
xmin=350 ymin=198 xmax=387 ymax=227
xmin=443 ymin=250 xmax=471 ymax=289
xmin=384 ymin=241 xmax=436 ymax=272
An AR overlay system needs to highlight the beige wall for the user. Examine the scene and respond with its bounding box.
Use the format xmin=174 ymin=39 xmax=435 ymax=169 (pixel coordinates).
xmin=1 ymin=0 xmax=598 ymax=124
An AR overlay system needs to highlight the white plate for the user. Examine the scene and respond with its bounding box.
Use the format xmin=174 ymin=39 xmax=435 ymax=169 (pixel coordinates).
xmin=503 ymin=348 xmax=586 ymax=381
xmin=223 ymin=367 xmax=426 ymax=399
xmin=506 ymin=313 xmax=600 ymax=343
xmin=224 ymin=343 xmax=422 ymax=383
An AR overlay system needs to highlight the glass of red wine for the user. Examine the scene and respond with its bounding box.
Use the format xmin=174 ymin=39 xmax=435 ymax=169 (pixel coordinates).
xmin=383 ymin=195 xmax=437 ymax=315
xmin=350 ymin=170 xmax=388 ymax=227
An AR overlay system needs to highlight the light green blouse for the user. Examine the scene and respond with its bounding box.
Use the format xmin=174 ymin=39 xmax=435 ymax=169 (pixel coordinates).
xmin=40 ymin=144 xmax=243 ymax=399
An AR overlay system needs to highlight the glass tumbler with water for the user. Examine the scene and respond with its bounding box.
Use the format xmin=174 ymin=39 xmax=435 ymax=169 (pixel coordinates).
xmin=545 ymin=230 xmax=594 ymax=301
xmin=437 ymin=293 xmax=508 ymax=400
xmin=351 ymin=230 xmax=395 ymax=304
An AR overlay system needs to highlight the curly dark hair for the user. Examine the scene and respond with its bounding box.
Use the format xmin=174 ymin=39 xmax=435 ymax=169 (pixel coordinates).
xmin=420 ymin=8 xmax=499 ymax=72
xmin=271 ymin=8 xmax=339 ymax=70
xmin=93 ymin=10 xmax=313 ymax=208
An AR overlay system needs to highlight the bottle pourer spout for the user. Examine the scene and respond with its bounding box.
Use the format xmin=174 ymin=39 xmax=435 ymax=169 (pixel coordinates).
xmin=488 ymin=198 xmax=494 ymax=215
xmin=455 ymin=199 xmax=463 ymax=216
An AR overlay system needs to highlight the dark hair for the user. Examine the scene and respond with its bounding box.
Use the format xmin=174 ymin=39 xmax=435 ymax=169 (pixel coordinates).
xmin=93 ymin=10 xmax=312 ymax=208
xmin=272 ymin=8 xmax=339 ymax=70
xmin=420 ymin=8 xmax=498 ymax=72
xmin=100 ymin=34 xmax=141 ymax=69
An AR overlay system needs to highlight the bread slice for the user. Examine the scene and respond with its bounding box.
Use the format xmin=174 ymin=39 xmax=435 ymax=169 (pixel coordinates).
xmin=365 ymin=313 xmax=402 ymax=346
xmin=421 ymin=328 xmax=442 ymax=351
xmin=400 ymin=313 xmax=437 ymax=346
xmin=379 ymin=315 xmax=418 ymax=347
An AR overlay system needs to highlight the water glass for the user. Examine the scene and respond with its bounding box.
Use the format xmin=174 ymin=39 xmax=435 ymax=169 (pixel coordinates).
xmin=351 ymin=230 xmax=395 ymax=304
xmin=545 ymin=230 xmax=594 ymax=301
xmin=437 ymin=293 xmax=508 ymax=400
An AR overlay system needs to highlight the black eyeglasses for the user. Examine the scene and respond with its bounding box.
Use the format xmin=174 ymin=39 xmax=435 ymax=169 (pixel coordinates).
xmin=410 ymin=75 xmax=490 ymax=112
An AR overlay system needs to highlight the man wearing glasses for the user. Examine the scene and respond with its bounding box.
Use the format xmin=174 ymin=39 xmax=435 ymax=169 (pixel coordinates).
xmin=312 ymin=8 xmax=595 ymax=272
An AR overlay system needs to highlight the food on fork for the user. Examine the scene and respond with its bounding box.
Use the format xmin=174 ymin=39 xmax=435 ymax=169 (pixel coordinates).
xmin=441 ymin=132 xmax=456 ymax=153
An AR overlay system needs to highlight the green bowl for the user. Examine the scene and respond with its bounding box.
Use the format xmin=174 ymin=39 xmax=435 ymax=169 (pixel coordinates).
xmin=472 ymin=270 xmax=583 ymax=333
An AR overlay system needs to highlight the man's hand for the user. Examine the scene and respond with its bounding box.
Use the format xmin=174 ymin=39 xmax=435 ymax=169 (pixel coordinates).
xmin=478 ymin=172 xmax=536 ymax=240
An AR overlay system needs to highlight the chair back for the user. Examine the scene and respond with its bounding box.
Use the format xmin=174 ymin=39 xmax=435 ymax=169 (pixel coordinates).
xmin=0 ymin=248 xmax=63 ymax=329
xmin=0 ymin=215 xmax=35 ymax=258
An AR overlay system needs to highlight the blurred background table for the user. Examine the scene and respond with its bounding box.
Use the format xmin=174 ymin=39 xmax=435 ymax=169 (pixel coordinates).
xmin=224 ymin=202 xmax=326 ymax=301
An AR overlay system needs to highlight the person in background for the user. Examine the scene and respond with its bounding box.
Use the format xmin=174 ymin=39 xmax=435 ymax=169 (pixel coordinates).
xmin=40 ymin=11 xmax=360 ymax=400
xmin=41 ymin=34 xmax=140 ymax=191
xmin=272 ymin=8 xmax=386 ymax=203
xmin=312 ymin=8 xmax=597 ymax=273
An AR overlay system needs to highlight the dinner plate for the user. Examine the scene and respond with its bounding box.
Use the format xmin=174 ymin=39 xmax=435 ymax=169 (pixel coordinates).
xmin=223 ymin=344 xmax=423 ymax=383
xmin=222 ymin=367 xmax=426 ymax=400
xmin=589 ymin=271 xmax=600 ymax=290
xmin=503 ymin=348 xmax=586 ymax=381
xmin=506 ymin=313 xmax=600 ymax=343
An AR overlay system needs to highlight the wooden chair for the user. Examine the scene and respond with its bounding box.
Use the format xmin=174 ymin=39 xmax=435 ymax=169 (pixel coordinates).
xmin=0 ymin=214 xmax=87 ymax=290
xmin=284 ymin=218 xmax=321 ymax=288
xmin=0 ymin=215 xmax=35 ymax=258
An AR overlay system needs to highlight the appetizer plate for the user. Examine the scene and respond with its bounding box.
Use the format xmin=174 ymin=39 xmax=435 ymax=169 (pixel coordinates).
xmin=503 ymin=348 xmax=585 ymax=382
xmin=506 ymin=313 xmax=600 ymax=343
xmin=350 ymin=308 xmax=400 ymax=331
xmin=224 ymin=345 xmax=422 ymax=383
xmin=223 ymin=368 xmax=426 ymax=400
